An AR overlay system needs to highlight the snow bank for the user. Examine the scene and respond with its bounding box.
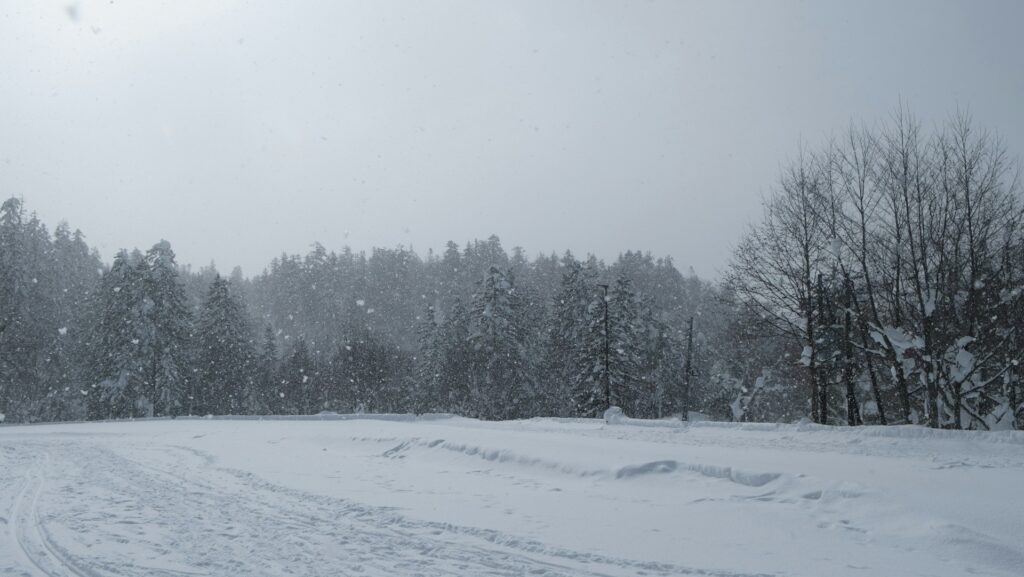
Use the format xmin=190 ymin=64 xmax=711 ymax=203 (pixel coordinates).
xmin=1 ymin=415 xmax=1022 ymax=577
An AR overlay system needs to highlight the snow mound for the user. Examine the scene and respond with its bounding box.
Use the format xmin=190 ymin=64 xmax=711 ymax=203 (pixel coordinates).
xmin=614 ymin=460 xmax=781 ymax=487
xmin=375 ymin=434 xmax=786 ymax=489
xmin=603 ymin=406 xmax=624 ymax=424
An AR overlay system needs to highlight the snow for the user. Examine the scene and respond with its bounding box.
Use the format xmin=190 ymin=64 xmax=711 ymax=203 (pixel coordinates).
xmin=1 ymin=416 xmax=1022 ymax=576
xmin=602 ymin=405 xmax=625 ymax=424
xmin=950 ymin=336 xmax=977 ymax=383
xmin=729 ymin=396 xmax=746 ymax=420
xmin=924 ymin=291 xmax=937 ymax=317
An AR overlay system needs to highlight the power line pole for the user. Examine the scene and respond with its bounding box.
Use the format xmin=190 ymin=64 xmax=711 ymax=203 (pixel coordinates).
xmin=683 ymin=316 xmax=694 ymax=420
xmin=597 ymin=284 xmax=611 ymax=410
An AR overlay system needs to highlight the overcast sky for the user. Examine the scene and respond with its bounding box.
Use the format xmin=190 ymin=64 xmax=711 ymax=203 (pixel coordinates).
xmin=2 ymin=0 xmax=1022 ymax=278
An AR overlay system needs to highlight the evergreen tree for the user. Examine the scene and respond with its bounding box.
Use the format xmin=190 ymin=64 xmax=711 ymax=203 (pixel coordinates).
xmin=195 ymin=275 xmax=255 ymax=415
xmin=0 ymin=199 xmax=61 ymax=420
xmin=48 ymin=224 xmax=102 ymax=420
xmin=331 ymin=327 xmax=413 ymax=414
xmin=281 ymin=338 xmax=314 ymax=414
xmin=257 ymin=325 xmax=280 ymax=414
xmin=468 ymin=267 xmax=533 ymax=419
xmin=139 ymin=241 xmax=192 ymax=416
xmin=91 ymin=250 xmax=147 ymax=419
xmin=547 ymin=257 xmax=598 ymax=416
xmin=644 ymin=319 xmax=686 ymax=418
xmin=607 ymin=275 xmax=644 ymax=416
xmin=412 ymin=303 xmax=440 ymax=414
xmin=0 ymin=198 xmax=24 ymax=417
xmin=436 ymin=297 xmax=473 ymax=414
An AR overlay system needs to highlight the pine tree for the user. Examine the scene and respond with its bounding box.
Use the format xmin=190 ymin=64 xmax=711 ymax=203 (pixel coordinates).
xmin=47 ymin=224 xmax=102 ymax=420
xmin=646 ymin=319 xmax=686 ymax=419
xmin=436 ymin=297 xmax=473 ymax=414
xmin=195 ymin=275 xmax=255 ymax=415
xmin=0 ymin=199 xmax=59 ymax=420
xmin=607 ymin=275 xmax=644 ymax=416
xmin=412 ymin=303 xmax=440 ymax=414
xmin=547 ymin=257 xmax=599 ymax=416
xmin=257 ymin=325 xmax=280 ymax=414
xmin=91 ymin=250 xmax=147 ymax=419
xmin=468 ymin=267 xmax=533 ymax=419
xmin=281 ymin=338 xmax=314 ymax=414
xmin=139 ymin=241 xmax=192 ymax=416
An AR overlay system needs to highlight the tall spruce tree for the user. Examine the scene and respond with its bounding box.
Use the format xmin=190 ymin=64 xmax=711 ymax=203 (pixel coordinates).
xmin=139 ymin=241 xmax=192 ymax=416
xmin=195 ymin=275 xmax=255 ymax=415
xmin=91 ymin=250 xmax=147 ymax=419
xmin=412 ymin=303 xmax=441 ymax=414
xmin=281 ymin=338 xmax=314 ymax=415
xmin=28 ymin=224 xmax=98 ymax=421
xmin=468 ymin=267 xmax=533 ymax=420
xmin=436 ymin=297 xmax=473 ymax=414
xmin=607 ymin=275 xmax=644 ymax=416
xmin=257 ymin=325 xmax=280 ymax=414
xmin=547 ymin=257 xmax=599 ymax=416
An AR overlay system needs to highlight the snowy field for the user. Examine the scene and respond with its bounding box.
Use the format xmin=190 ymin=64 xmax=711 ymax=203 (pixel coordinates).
xmin=1 ymin=416 xmax=1022 ymax=577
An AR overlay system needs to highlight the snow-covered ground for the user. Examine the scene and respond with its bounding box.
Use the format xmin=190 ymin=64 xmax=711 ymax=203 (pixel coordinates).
xmin=1 ymin=416 xmax=1022 ymax=577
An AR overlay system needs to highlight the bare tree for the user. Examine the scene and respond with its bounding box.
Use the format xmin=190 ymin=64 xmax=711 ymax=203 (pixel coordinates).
xmin=728 ymin=148 xmax=832 ymax=423
xmin=732 ymin=106 xmax=1023 ymax=429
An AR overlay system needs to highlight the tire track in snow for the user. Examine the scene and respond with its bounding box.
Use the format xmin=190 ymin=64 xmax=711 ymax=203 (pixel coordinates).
xmin=10 ymin=471 xmax=53 ymax=577
xmin=27 ymin=454 xmax=99 ymax=577
xmin=116 ymin=446 xmax=618 ymax=576
xmin=9 ymin=453 xmax=94 ymax=577
xmin=5 ymin=438 xmax=775 ymax=577
xmin=119 ymin=443 xmax=773 ymax=577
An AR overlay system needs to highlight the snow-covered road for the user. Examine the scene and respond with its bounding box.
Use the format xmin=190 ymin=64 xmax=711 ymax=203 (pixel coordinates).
xmin=1 ymin=416 xmax=1022 ymax=577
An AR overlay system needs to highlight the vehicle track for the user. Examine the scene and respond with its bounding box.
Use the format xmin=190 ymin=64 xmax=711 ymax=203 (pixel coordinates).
xmin=10 ymin=470 xmax=52 ymax=577
xmin=9 ymin=453 xmax=94 ymax=577
xmin=114 ymin=443 xmax=768 ymax=577
xmin=3 ymin=439 xmax=772 ymax=577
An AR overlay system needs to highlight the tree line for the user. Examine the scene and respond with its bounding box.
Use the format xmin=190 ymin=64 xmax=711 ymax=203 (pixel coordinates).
xmin=2 ymin=107 xmax=1021 ymax=429
xmin=0 ymin=204 xmax=713 ymax=423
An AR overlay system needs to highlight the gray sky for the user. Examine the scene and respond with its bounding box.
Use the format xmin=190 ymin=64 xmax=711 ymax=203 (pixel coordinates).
xmin=2 ymin=0 xmax=1022 ymax=278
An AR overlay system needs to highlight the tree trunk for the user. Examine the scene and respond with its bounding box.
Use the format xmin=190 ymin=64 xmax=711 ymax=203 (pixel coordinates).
xmin=842 ymin=297 xmax=861 ymax=426
xmin=815 ymin=273 xmax=828 ymax=425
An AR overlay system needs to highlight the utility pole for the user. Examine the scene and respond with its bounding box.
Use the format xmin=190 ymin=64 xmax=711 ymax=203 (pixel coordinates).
xmin=683 ymin=316 xmax=694 ymax=420
xmin=597 ymin=284 xmax=611 ymax=410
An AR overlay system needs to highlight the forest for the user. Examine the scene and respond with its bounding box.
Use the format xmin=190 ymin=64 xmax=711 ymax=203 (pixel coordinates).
xmin=1 ymin=109 xmax=1021 ymax=429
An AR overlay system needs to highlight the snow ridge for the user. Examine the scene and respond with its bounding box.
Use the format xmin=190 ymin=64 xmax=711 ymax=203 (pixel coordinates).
xmin=380 ymin=436 xmax=784 ymax=487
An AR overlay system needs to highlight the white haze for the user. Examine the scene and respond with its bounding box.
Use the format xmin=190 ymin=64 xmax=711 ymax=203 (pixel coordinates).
xmin=1 ymin=0 xmax=1023 ymax=277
